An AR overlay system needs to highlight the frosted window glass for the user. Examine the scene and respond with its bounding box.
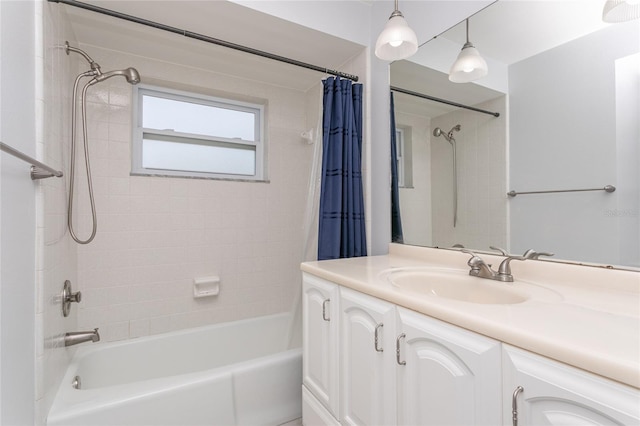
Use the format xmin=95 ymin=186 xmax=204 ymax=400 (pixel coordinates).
xmin=142 ymin=138 xmax=256 ymax=176
xmin=142 ymin=95 xmax=256 ymax=141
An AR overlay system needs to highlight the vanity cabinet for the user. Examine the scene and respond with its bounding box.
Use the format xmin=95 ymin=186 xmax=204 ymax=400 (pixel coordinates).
xmin=503 ymin=345 xmax=640 ymax=426
xmin=339 ymin=287 xmax=397 ymax=425
xmin=302 ymin=273 xmax=639 ymax=425
xmin=303 ymin=273 xmax=502 ymax=426
xmin=396 ymin=307 xmax=502 ymax=425
xmin=302 ymin=274 xmax=340 ymax=419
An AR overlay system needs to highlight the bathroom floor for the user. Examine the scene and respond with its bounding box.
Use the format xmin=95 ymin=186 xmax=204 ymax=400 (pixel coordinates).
xmin=280 ymin=419 xmax=302 ymax=426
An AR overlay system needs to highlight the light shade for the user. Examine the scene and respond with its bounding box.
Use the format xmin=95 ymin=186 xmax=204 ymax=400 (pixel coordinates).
xmin=375 ymin=14 xmax=418 ymax=61
xmin=602 ymin=0 xmax=640 ymax=22
xmin=449 ymin=42 xmax=488 ymax=83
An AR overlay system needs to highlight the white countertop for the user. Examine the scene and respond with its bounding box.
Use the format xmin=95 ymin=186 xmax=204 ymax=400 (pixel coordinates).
xmin=301 ymin=244 xmax=640 ymax=389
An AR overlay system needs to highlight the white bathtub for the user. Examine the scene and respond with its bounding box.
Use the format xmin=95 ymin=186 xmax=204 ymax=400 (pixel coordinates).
xmin=47 ymin=313 xmax=302 ymax=426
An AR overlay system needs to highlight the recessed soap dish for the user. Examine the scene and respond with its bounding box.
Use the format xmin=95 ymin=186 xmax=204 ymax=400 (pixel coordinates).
xmin=193 ymin=276 xmax=220 ymax=298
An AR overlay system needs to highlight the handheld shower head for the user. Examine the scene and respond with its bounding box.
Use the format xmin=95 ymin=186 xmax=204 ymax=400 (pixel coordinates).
xmin=90 ymin=68 xmax=141 ymax=85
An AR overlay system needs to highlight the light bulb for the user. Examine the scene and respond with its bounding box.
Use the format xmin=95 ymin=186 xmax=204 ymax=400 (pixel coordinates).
xmin=374 ymin=11 xmax=418 ymax=61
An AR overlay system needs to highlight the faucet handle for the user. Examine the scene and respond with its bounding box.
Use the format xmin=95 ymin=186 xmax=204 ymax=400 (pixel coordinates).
xmin=461 ymin=249 xmax=485 ymax=269
xmin=62 ymin=280 xmax=82 ymax=317
xmin=490 ymin=246 xmax=509 ymax=256
xmin=497 ymin=256 xmax=526 ymax=282
xmin=523 ymin=249 xmax=554 ymax=260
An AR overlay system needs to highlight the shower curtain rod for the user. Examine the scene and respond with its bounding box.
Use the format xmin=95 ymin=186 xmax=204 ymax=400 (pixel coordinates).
xmin=48 ymin=0 xmax=359 ymax=82
xmin=391 ymin=86 xmax=500 ymax=117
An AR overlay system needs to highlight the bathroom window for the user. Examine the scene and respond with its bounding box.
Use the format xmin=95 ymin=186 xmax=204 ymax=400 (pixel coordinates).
xmin=132 ymin=85 xmax=265 ymax=180
xmin=395 ymin=126 xmax=413 ymax=188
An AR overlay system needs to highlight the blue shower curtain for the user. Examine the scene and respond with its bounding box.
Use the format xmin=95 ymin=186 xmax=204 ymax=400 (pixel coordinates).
xmin=317 ymin=77 xmax=367 ymax=260
xmin=390 ymin=92 xmax=404 ymax=243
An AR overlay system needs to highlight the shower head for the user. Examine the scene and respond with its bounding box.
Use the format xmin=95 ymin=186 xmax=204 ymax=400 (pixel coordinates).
xmin=433 ymin=125 xmax=461 ymax=144
xmin=433 ymin=127 xmax=453 ymax=143
xmin=90 ymin=68 xmax=141 ymax=85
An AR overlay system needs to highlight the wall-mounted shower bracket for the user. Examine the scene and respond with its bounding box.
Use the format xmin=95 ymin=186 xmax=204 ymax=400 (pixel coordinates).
xmin=62 ymin=280 xmax=82 ymax=317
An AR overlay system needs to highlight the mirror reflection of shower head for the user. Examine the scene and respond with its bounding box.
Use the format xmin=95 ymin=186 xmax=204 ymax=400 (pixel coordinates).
xmin=89 ymin=68 xmax=141 ymax=85
xmin=433 ymin=125 xmax=461 ymax=144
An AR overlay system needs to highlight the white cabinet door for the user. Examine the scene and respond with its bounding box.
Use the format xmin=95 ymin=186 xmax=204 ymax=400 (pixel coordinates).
xmin=397 ymin=307 xmax=502 ymax=426
xmin=503 ymin=345 xmax=640 ymax=426
xmin=339 ymin=287 xmax=397 ymax=426
xmin=302 ymin=274 xmax=340 ymax=418
xmin=302 ymin=385 xmax=341 ymax=426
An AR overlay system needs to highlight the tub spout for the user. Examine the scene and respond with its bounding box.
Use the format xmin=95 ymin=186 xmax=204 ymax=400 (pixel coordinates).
xmin=65 ymin=328 xmax=100 ymax=347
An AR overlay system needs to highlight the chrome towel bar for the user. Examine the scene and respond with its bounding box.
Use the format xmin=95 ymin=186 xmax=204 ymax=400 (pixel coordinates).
xmin=0 ymin=141 xmax=63 ymax=180
xmin=507 ymin=185 xmax=615 ymax=197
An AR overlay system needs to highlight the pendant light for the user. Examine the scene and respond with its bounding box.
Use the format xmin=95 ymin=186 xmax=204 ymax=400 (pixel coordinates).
xmin=448 ymin=19 xmax=488 ymax=83
xmin=602 ymin=0 xmax=640 ymax=22
xmin=375 ymin=0 xmax=418 ymax=61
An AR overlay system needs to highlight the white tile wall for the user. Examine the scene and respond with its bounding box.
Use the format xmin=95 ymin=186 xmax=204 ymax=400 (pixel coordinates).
xmin=70 ymin=45 xmax=316 ymax=342
xmin=430 ymin=96 xmax=508 ymax=251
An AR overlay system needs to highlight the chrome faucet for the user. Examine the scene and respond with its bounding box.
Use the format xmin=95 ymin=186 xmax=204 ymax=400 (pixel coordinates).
xmin=462 ymin=249 xmax=525 ymax=283
xmin=64 ymin=328 xmax=100 ymax=347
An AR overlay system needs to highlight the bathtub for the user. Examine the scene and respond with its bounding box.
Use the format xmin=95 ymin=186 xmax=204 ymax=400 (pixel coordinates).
xmin=47 ymin=313 xmax=302 ymax=426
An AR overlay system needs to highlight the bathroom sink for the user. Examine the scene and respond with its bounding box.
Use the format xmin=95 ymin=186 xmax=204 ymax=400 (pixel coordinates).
xmin=382 ymin=268 xmax=531 ymax=304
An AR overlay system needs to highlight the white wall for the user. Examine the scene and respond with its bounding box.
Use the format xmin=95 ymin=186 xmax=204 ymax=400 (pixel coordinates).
xmin=0 ymin=1 xmax=37 ymax=424
xmin=396 ymin=111 xmax=432 ymax=246
xmin=509 ymin=21 xmax=639 ymax=265
xmin=38 ymin=2 xmax=80 ymax=423
xmin=615 ymin=53 xmax=640 ymax=267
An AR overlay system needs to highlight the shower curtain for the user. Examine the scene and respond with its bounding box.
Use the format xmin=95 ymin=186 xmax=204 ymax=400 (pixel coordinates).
xmin=317 ymin=77 xmax=367 ymax=260
xmin=390 ymin=92 xmax=404 ymax=243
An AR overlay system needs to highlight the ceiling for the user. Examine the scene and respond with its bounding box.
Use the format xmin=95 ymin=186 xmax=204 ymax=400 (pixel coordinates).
xmin=391 ymin=0 xmax=612 ymax=119
xmin=62 ymin=1 xmax=365 ymax=91
xmin=440 ymin=0 xmax=610 ymax=66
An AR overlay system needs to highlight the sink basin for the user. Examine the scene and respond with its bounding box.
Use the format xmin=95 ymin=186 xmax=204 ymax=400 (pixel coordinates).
xmin=382 ymin=268 xmax=536 ymax=305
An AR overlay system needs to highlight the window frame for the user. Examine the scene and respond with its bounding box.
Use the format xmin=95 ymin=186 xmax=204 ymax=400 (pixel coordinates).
xmin=132 ymin=84 xmax=266 ymax=181
xmin=395 ymin=127 xmax=406 ymax=188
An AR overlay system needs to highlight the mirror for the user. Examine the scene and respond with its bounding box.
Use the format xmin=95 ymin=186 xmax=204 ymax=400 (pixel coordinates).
xmin=390 ymin=1 xmax=639 ymax=269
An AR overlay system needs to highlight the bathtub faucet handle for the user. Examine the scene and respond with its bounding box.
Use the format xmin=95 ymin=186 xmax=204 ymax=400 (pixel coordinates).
xmin=62 ymin=280 xmax=82 ymax=317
